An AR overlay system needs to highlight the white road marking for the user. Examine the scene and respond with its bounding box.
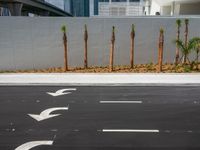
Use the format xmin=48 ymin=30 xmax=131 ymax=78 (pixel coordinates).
xmin=50 ymin=129 xmax=58 ymax=132
xmin=100 ymin=101 xmax=142 ymax=104
xmin=102 ymin=129 xmax=159 ymax=133
xmin=47 ymin=88 xmax=77 ymax=97
xmin=164 ymin=130 xmax=171 ymax=133
xmin=28 ymin=107 xmax=68 ymax=121
xmin=15 ymin=141 xmax=53 ymax=150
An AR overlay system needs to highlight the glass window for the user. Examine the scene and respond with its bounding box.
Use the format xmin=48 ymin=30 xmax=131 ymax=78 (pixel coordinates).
xmin=129 ymin=0 xmax=140 ymax=2
xmin=99 ymin=0 xmax=109 ymax=2
xmin=112 ymin=0 xmax=127 ymax=2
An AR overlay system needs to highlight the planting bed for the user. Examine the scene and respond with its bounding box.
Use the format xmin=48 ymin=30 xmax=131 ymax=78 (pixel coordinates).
xmin=1 ymin=63 xmax=200 ymax=73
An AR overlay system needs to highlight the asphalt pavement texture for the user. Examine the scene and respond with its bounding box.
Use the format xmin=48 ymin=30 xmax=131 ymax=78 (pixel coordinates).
xmin=0 ymin=86 xmax=200 ymax=150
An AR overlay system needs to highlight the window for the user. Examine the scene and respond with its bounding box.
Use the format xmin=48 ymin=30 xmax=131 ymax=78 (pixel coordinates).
xmin=109 ymin=6 xmax=126 ymax=16
xmin=0 ymin=7 xmax=11 ymax=16
xmin=112 ymin=0 xmax=127 ymax=2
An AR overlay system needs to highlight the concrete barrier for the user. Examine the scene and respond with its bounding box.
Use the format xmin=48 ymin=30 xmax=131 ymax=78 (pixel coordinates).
xmin=0 ymin=16 xmax=200 ymax=71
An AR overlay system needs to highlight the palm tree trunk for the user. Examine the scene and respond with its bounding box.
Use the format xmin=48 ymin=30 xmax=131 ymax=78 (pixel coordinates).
xmin=197 ymin=51 xmax=199 ymax=70
xmin=184 ymin=19 xmax=189 ymax=64
xmin=175 ymin=26 xmax=180 ymax=65
xmin=84 ymin=25 xmax=88 ymax=69
xmin=183 ymin=54 xmax=187 ymax=64
xmin=130 ymin=35 xmax=134 ymax=69
xmin=63 ymin=32 xmax=68 ymax=71
xmin=158 ymin=29 xmax=164 ymax=72
xmin=130 ymin=25 xmax=135 ymax=69
xmin=109 ymin=26 xmax=115 ymax=72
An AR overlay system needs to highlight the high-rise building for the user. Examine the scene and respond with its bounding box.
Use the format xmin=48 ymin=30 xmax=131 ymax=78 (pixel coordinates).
xmin=44 ymin=0 xmax=72 ymax=15
xmin=69 ymin=0 xmax=90 ymax=17
xmin=64 ymin=0 xmax=71 ymax=13
xmin=90 ymin=0 xmax=145 ymax=16
xmin=0 ymin=6 xmax=10 ymax=16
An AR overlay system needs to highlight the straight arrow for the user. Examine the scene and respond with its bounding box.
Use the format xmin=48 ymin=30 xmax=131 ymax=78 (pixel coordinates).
xmin=15 ymin=141 xmax=53 ymax=150
xmin=28 ymin=107 xmax=69 ymax=121
xmin=47 ymin=88 xmax=77 ymax=96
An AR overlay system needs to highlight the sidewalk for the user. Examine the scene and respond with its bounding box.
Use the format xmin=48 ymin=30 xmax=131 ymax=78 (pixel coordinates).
xmin=0 ymin=73 xmax=200 ymax=85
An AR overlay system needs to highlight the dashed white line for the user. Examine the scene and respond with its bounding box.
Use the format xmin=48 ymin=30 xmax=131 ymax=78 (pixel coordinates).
xmin=100 ymin=101 xmax=142 ymax=104
xmin=102 ymin=129 xmax=159 ymax=133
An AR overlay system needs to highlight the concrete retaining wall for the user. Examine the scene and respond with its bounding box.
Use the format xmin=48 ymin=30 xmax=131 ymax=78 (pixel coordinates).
xmin=0 ymin=16 xmax=200 ymax=70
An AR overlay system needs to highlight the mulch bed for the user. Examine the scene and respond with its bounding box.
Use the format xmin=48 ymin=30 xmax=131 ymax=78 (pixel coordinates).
xmin=1 ymin=63 xmax=200 ymax=73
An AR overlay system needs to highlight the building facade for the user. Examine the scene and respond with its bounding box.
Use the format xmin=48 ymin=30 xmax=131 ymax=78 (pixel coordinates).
xmin=1 ymin=0 xmax=200 ymax=17
xmin=70 ymin=0 xmax=90 ymax=17
xmin=90 ymin=0 xmax=145 ymax=16
xmin=0 ymin=6 xmax=10 ymax=16
xmin=145 ymin=0 xmax=200 ymax=16
xmin=0 ymin=0 xmax=72 ymax=16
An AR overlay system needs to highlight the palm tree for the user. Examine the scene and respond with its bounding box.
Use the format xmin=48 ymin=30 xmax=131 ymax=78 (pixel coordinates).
xmin=130 ymin=24 xmax=135 ymax=69
xmin=193 ymin=39 xmax=200 ymax=69
xmin=158 ymin=28 xmax=164 ymax=72
xmin=61 ymin=25 xmax=68 ymax=71
xmin=175 ymin=19 xmax=181 ymax=65
xmin=84 ymin=24 xmax=88 ymax=69
xmin=195 ymin=43 xmax=200 ymax=62
xmin=183 ymin=19 xmax=189 ymax=63
xmin=109 ymin=26 xmax=115 ymax=72
xmin=176 ymin=37 xmax=200 ymax=65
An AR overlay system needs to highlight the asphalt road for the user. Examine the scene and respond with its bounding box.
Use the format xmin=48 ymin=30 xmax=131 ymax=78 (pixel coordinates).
xmin=0 ymin=86 xmax=200 ymax=150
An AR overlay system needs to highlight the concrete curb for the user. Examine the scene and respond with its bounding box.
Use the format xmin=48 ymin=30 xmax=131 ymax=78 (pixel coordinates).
xmin=0 ymin=73 xmax=200 ymax=86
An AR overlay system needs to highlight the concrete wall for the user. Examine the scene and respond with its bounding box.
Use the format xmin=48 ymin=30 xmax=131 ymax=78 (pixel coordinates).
xmin=0 ymin=17 xmax=200 ymax=71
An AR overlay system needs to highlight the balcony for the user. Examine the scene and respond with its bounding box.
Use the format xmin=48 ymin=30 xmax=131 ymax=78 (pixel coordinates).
xmin=99 ymin=2 xmax=144 ymax=16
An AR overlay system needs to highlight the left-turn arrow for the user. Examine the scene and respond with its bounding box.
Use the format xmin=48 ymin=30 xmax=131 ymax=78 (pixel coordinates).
xmin=47 ymin=88 xmax=77 ymax=97
xmin=28 ymin=107 xmax=69 ymax=121
xmin=15 ymin=140 xmax=53 ymax=150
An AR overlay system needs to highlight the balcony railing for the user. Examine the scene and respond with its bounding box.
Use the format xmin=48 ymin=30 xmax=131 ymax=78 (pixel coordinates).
xmin=99 ymin=2 xmax=144 ymax=16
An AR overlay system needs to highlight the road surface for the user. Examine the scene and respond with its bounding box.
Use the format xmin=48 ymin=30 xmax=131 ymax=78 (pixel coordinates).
xmin=0 ymin=86 xmax=200 ymax=150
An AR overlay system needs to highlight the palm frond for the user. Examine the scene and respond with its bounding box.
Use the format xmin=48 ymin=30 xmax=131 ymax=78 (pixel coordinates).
xmin=188 ymin=37 xmax=200 ymax=52
xmin=61 ymin=25 xmax=67 ymax=33
xmin=176 ymin=19 xmax=181 ymax=27
xmin=189 ymin=37 xmax=200 ymax=44
xmin=175 ymin=39 xmax=186 ymax=53
xmin=185 ymin=19 xmax=189 ymax=25
xmin=160 ymin=27 xmax=164 ymax=34
xmin=131 ymin=24 xmax=135 ymax=33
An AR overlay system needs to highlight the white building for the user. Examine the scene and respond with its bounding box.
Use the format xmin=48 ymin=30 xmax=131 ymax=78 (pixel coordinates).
xmin=145 ymin=0 xmax=200 ymax=16
xmin=90 ymin=0 xmax=146 ymax=17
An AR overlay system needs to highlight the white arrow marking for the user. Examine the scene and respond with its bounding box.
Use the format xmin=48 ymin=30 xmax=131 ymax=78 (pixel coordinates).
xmin=15 ymin=140 xmax=53 ymax=150
xmin=47 ymin=88 xmax=77 ymax=97
xmin=28 ymin=107 xmax=68 ymax=121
